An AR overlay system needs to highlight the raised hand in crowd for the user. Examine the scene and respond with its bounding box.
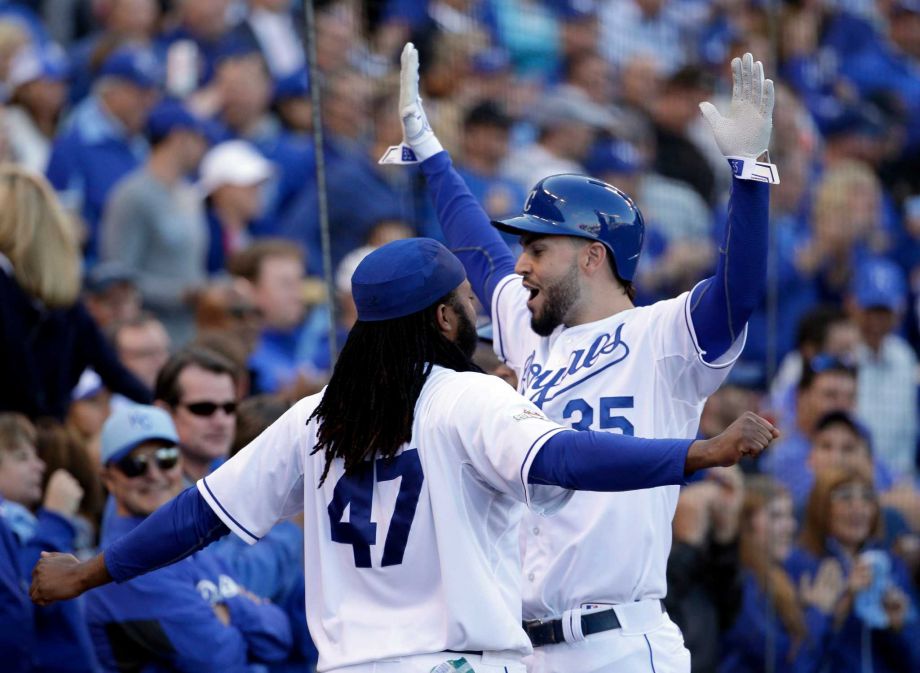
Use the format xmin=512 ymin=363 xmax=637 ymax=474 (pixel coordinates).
xmin=799 ymin=558 xmax=846 ymax=615
xmin=41 ymin=468 xmax=84 ymax=519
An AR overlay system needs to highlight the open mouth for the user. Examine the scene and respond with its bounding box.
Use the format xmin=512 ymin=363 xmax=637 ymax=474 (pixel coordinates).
xmin=523 ymin=281 xmax=540 ymax=302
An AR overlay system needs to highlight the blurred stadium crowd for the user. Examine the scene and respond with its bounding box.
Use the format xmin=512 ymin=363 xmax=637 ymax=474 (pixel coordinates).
xmin=1 ymin=0 xmax=920 ymax=671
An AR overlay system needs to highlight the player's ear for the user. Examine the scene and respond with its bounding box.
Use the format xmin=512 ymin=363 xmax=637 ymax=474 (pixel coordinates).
xmin=434 ymin=301 xmax=454 ymax=337
xmin=582 ymin=242 xmax=607 ymax=275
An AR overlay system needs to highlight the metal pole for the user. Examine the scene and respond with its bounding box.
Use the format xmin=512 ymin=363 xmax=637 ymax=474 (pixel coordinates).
xmin=303 ymin=0 xmax=338 ymax=367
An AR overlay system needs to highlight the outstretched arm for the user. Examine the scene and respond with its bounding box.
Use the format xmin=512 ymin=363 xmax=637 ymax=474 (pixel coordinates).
xmin=530 ymin=412 xmax=778 ymax=490
xmin=31 ymin=487 xmax=229 ymax=605
xmin=380 ymin=43 xmax=516 ymax=312
xmin=690 ymin=53 xmax=777 ymax=362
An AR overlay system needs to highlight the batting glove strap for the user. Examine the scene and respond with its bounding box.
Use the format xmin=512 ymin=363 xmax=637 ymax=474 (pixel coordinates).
xmin=726 ymin=154 xmax=780 ymax=184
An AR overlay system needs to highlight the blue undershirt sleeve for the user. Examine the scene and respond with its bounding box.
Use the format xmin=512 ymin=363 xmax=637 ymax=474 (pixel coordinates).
xmin=420 ymin=151 xmax=517 ymax=313
xmin=690 ymin=178 xmax=769 ymax=362
xmin=529 ymin=430 xmax=692 ymax=490
xmin=104 ymin=487 xmax=230 ymax=583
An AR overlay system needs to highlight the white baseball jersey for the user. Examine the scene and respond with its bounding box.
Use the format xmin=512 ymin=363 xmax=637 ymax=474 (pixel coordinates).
xmin=490 ymin=275 xmax=745 ymax=619
xmin=198 ymin=366 xmax=573 ymax=672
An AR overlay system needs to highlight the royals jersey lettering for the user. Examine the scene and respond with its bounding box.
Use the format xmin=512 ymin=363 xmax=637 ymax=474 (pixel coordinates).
xmin=491 ymin=274 xmax=746 ymax=619
xmin=198 ymin=366 xmax=572 ymax=671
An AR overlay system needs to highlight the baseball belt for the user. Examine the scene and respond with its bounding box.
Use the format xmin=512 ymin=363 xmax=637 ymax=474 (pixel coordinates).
xmin=523 ymin=600 xmax=666 ymax=647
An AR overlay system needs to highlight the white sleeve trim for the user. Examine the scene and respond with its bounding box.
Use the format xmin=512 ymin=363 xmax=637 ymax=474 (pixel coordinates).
xmin=682 ymin=280 xmax=749 ymax=370
xmin=197 ymin=477 xmax=260 ymax=545
xmin=491 ymin=273 xmax=523 ymax=363
xmin=518 ymin=427 xmax=574 ymax=516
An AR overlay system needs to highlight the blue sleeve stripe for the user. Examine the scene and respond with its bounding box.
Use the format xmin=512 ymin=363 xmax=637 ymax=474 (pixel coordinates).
xmin=202 ymin=478 xmax=261 ymax=544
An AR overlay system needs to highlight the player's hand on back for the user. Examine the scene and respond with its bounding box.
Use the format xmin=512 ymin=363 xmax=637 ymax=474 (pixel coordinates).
xmin=686 ymin=411 xmax=778 ymax=473
xmin=379 ymin=42 xmax=444 ymax=165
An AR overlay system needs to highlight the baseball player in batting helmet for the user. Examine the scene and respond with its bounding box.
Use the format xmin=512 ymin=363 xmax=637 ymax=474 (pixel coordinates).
xmin=384 ymin=43 xmax=778 ymax=672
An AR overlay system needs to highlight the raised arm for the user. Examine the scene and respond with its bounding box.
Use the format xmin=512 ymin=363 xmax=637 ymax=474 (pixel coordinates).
xmin=690 ymin=53 xmax=777 ymax=362
xmin=380 ymin=43 xmax=516 ymax=312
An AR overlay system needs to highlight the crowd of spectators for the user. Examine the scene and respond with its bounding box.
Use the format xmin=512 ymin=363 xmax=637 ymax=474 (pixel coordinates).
xmin=0 ymin=0 xmax=920 ymax=671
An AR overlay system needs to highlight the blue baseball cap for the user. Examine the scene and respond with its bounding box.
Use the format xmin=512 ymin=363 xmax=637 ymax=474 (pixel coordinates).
xmin=585 ymin=139 xmax=643 ymax=176
xmin=851 ymin=257 xmax=907 ymax=311
xmin=273 ymin=67 xmax=309 ymax=102
xmin=7 ymin=44 xmax=68 ymax=91
xmin=99 ymin=45 xmax=162 ymax=89
xmin=351 ymin=238 xmax=466 ymax=321
xmin=146 ymin=99 xmax=210 ymax=144
xmin=101 ymin=404 xmax=179 ymax=465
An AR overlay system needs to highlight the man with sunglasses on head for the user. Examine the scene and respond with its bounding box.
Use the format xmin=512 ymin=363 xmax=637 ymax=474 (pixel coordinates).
xmin=86 ymin=403 xmax=292 ymax=671
xmin=154 ymin=347 xmax=240 ymax=487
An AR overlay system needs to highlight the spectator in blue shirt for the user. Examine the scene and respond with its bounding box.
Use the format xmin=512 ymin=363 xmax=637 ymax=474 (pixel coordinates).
xmin=0 ymin=412 xmax=97 ymax=673
xmin=87 ymin=404 xmax=292 ymax=672
xmin=198 ymin=140 xmax=275 ymax=274
xmin=720 ymin=475 xmax=840 ymax=673
xmin=760 ymin=355 xmax=858 ymax=494
xmin=788 ymin=466 xmax=920 ymax=673
xmin=0 ymin=492 xmax=33 ymax=673
xmin=212 ymin=46 xmax=313 ymax=234
xmin=452 ymin=101 xmax=526 ymax=223
xmin=46 ymin=44 xmax=161 ymax=261
xmin=228 ymin=240 xmax=323 ymax=394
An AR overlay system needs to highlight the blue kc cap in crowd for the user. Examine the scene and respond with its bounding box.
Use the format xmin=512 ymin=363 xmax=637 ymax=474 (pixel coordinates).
xmin=351 ymin=238 xmax=466 ymax=321
xmin=147 ymin=99 xmax=211 ymax=144
xmin=851 ymin=257 xmax=907 ymax=312
xmin=101 ymin=404 xmax=179 ymax=465
xmin=99 ymin=45 xmax=162 ymax=89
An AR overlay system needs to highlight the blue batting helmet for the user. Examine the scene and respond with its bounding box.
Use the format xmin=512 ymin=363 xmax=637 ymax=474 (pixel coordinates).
xmin=493 ymin=174 xmax=645 ymax=282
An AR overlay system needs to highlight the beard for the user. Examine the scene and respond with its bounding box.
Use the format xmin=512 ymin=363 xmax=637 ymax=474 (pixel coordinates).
xmin=454 ymin=302 xmax=480 ymax=360
xmin=530 ymin=264 xmax=581 ymax=336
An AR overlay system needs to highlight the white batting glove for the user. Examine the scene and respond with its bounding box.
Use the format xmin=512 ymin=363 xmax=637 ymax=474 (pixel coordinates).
xmin=379 ymin=42 xmax=444 ymax=165
xmin=699 ymin=52 xmax=779 ymax=183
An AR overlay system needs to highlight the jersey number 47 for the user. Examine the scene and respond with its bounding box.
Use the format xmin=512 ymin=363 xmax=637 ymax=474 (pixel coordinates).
xmin=327 ymin=449 xmax=424 ymax=568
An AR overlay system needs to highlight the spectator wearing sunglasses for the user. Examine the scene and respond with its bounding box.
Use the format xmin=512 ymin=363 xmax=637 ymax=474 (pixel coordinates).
xmin=87 ymin=404 xmax=292 ymax=671
xmin=786 ymin=467 xmax=920 ymax=673
xmin=760 ymin=354 xmax=858 ymax=498
xmin=154 ymin=347 xmax=240 ymax=487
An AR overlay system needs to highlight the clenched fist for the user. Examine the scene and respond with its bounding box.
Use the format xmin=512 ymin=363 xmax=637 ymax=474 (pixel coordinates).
xmin=686 ymin=412 xmax=778 ymax=473
xmin=31 ymin=551 xmax=110 ymax=606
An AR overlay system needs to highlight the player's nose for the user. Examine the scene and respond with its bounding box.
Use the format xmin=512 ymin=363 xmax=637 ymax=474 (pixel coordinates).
xmin=514 ymin=253 xmax=531 ymax=276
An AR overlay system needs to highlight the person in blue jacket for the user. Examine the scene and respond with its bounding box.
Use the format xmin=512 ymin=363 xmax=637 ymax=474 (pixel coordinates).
xmin=45 ymin=45 xmax=160 ymax=261
xmin=0 ymin=412 xmax=98 ymax=673
xmin=721 ymin=476 xmax=841 ymax=673
xmin=787 ymin=466 xmax=920 ymax=673
xmin=85 ymin=404 xmax=292 ymax=672
xmin=0 ymin=496 xmax=34 ymax=673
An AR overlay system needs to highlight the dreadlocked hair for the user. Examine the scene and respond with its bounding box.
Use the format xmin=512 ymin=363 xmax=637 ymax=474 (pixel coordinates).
xmin=309 ymin=291 xmax=480 ymax=485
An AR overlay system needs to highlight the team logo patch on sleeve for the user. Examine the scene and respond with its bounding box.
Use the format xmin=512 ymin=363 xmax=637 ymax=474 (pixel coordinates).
xmin=513 ymin=409 xmax=548 ymax=422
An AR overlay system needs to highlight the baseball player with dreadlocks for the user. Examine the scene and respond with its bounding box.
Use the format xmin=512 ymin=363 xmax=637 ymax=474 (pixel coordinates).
xmin=382 ymin=44 xmax=778 ymax=672
xmin=31 ymin=238 xmax=775 ymax=673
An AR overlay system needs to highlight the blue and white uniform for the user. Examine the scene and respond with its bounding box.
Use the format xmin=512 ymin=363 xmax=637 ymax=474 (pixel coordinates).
xmin=419 ymin=150 xmax=768 ymax=673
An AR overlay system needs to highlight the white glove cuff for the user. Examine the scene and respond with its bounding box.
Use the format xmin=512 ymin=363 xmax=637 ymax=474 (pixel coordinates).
xmin=378 ymin=134 xmax=444 ymax=165
xmin=726 ymin=155 xmax=780 ymax=184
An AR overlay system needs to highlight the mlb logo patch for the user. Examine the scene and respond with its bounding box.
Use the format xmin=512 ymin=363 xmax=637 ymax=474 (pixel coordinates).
xmin=728 ymin=158 xmax=743 ymax=177
xmin=402 ymin=147 xmax=417 ymax=162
